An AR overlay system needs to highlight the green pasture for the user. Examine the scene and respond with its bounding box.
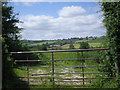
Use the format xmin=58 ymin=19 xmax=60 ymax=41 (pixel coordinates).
xmin=88 ymin=39 xmax=105 ymax=43
xmin=75 ymin=39 xmax=89 ymax=43
xmin=28 ymin=40 xmax=57 ymax=47
xmin=58 ymin=42 xmax=103 ymax=50
xmin=89 ymin=43 xmax=103 ymax=48
xmin=75 ymin=39 xmax=105 ymax=43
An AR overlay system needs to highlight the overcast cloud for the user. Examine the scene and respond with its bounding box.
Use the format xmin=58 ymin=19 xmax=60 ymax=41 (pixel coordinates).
xmin=18 ymin=6 xmax=106 ymax=40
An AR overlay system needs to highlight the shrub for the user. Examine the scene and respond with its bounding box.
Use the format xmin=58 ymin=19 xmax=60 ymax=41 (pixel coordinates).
xmin=79 ymin=42 xmax=89 ymax=49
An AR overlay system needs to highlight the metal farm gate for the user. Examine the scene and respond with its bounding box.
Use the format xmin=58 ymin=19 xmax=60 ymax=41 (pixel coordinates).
xmin=9 ymin=48 xmax=114 ymax=87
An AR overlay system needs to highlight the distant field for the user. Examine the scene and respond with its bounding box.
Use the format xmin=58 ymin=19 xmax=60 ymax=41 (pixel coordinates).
xmin=74 ymin=39 xmax=105 ymax=49
xmin=25 ymin=38 xmax=107 ymax=50
xmin=28 ymin=40 xmax=57 ymax=47
xmin=89 ymin=43 xmax=103 ymax=48
xmin=75 ymin=39 xmax=89 ymax=43
xmin=75 ymin=39 xmax=105 ymax=43
xmin=60 ymin=43 xmax=103 ymax=49
xmin=88 ymin=39 xmax=105 ymax=43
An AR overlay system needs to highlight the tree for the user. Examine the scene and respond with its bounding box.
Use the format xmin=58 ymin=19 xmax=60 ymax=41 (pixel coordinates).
xmin=79 ymin=42 xmax=89 ymax=49
xmin=60 ymin=43 xmax=63 ymax=46
xmin=69 ymin=43 xmax=74 ymax=49
xmin=99 ymin=2 xmax=120 ymax=87
xmin=2 ymin=3 xmax=23 ymax=52
xmin=2 ymin=2 xmax=29 ymax=89
xmin=86 ymin=36 xmax=88 ymax=40
xmin=45 ymin=42 xmax=49 ymax=48
xmin=79 ymin=37 xmax=83 ymax=40
xmin=36 ymin=44 xmax=47 ymax=51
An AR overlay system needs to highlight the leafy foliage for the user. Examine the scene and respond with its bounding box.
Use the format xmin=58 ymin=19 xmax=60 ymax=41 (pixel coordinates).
xmin=2 ymin=3 xmax=23 ymax=52
xmin=37 ymin=44 xmax=47 ymax=50
xmin=100 ymin=2 xmax=120 ymax=76
xmin=99 ymin=2 xmax=120 ymax=87
xmin=79 ymin=42 xmax=89 ymax=49
xmin=69 ymin=43 xmax=74 ymax=49
xmin=2 ymin=3 xmax=30 ymax=89
xmin=2 ymin=2 xmax=40 ymax=60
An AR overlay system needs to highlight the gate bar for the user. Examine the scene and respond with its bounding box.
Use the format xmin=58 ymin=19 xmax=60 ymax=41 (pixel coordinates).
xmin=14 ymin=58 xmax=102 ymax=62
xmin=17 ymin=77 xmax=114 ymax=79
xmin=9 ymin=48 xmax=109 ymax=54
xmin=11 ymin=65 xmax=106 ymax=69
xmin=55 ymin=81 xmax=89 ymax=82
xmin=32 ymin=72 xmax=110 ymax=76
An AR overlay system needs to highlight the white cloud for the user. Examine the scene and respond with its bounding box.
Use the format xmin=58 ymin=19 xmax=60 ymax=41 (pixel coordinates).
xmin=18 ymin=6 xmax=106 ymax=40
xmin=58 ymin=6 xmax=86 ymax=17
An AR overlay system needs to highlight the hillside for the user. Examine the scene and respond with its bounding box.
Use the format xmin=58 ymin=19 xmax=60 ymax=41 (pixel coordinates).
xmin=21 ymin=36 xmax=107 ymax=50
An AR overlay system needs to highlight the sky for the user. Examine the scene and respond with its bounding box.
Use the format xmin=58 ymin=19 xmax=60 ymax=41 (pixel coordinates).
xmin=8 ymin=2 xmax=106 ymax=40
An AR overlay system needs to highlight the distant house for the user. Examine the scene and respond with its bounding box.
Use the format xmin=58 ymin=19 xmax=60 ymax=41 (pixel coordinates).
xmin=88 ymin=37 xmax=95 ymax=40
